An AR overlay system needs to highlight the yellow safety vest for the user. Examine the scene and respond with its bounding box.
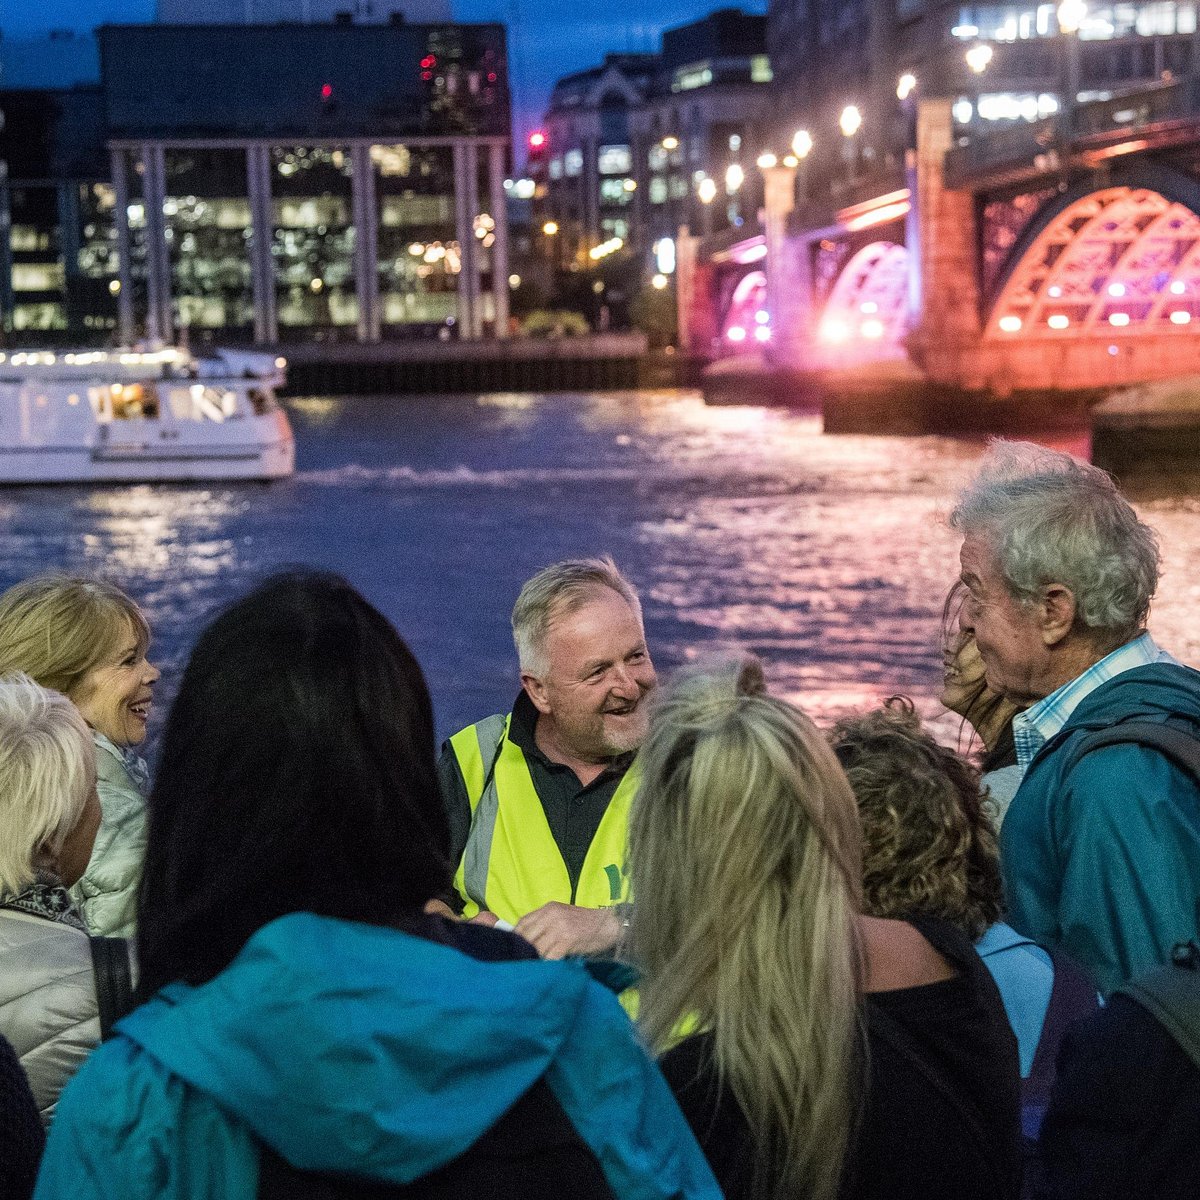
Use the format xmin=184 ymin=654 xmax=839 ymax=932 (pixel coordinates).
xmin=449 ymin=712 xmax=637 ymax=923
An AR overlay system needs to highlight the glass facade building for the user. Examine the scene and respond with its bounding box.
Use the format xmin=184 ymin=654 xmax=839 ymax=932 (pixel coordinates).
xmin=1 ymin=20 xmax=510 ymax=345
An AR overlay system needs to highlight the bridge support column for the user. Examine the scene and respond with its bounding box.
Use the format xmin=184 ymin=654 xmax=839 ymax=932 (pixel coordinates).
xmin=762 ymin=164 xmax=811 ymax=368
xmin=908 ymin=99 xmax=986 ymax=388
xmin=676 ymin=226 xmax=718 ymax=355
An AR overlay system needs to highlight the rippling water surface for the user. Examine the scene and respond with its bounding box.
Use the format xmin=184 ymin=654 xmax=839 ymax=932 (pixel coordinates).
xmin=4 ymin=389 xmax=1200 ymax=747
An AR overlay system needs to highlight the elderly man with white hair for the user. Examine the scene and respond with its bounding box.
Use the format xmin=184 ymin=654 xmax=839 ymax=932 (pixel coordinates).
xmin=951 ymin=441 xmax=1200 ymax=995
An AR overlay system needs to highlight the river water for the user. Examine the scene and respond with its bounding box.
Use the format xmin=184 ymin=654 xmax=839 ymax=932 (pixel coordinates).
xmin=5 ymin=388 xmax=1200 ymax=748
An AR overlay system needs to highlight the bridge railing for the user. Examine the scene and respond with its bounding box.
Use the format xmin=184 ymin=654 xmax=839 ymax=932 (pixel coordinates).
xmin=944 ymin=78 xmax=1200 ymax=189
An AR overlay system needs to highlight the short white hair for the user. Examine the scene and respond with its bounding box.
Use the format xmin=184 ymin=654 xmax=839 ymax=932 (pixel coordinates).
xmin=511 ymin=556 xmax=642 ymax=677
xmin=0 ymin=673 xmax=95 ymax=896
xmin=950 ymin=440 xmax=1159 ymax=643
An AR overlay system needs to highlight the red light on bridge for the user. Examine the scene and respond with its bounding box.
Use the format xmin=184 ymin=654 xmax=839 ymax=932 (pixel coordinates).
xmin=320 ymin=83 xmax=333 ymax=99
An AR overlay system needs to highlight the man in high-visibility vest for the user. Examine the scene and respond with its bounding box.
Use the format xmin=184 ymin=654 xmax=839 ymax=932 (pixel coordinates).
xmin=436 ymin=557 xmax=657 ymax=959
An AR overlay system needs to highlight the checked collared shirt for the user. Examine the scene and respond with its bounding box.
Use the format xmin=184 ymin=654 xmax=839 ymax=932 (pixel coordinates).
xmin=1013 ymin=631 xmax=1178 ymax=773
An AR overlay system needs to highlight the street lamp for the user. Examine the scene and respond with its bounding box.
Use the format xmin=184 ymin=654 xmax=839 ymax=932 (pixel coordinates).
xmin=756 ymin=152 xmax=778 ymax=169
xmin=965 ymin=43 xmax=993 ymax=73
xmin=791 ymin=129 xmax=813 ymax=203
xmin=839 ymin=105 xmax=862 ymax=183
xmin=896 ymin=73 xmax=917 ymax=101
xmin=697 ymin=175 xmax=717 ymax=237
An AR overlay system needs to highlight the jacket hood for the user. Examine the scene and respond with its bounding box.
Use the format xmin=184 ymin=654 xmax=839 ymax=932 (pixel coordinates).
xmin=1059 ymin=662 xmax=1200 ymax=733
xmin=102 ymin=913 xmax=715 ymax=1199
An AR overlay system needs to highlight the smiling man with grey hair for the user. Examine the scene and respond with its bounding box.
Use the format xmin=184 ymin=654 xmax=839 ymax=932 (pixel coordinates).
xmin=435 ymin=556 xmax=656 ymax=959
xmin=951 ymin=440 xmax=1200 ymax=994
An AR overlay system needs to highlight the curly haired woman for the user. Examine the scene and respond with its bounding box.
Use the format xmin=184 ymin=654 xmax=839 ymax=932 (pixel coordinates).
xmin=829 ymin=700 xmax=1096 ymax=1147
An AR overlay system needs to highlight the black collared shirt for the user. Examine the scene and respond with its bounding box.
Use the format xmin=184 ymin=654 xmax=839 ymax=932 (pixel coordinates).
xmin=438 ymin=691 xmax=635 ymax=901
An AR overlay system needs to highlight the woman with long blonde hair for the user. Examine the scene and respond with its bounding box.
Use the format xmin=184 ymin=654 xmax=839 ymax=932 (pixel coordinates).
xmin=629 ymin=657 xmax=1021 ymax=1200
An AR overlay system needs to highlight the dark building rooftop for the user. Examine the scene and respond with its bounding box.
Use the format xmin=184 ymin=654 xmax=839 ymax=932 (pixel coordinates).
xmin=98 ymin=22 xmax=510 ymax=140
xmin=0 ymin=87 xmax=109 ymax=179
xmin=661 ymin=9 xmax=767 ymax=71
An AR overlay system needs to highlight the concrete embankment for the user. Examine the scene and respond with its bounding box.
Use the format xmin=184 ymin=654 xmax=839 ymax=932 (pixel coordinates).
xmin=701 ymin=356 xmax=1102 ymax=436
xmin=1092 ymin=377 xmax=1200 ymax=495
xmin=272 ymin=334 xmax=658 ymax=396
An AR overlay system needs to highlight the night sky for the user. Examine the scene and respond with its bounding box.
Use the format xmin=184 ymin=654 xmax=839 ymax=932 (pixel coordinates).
xmin=2 ymin=0 xmax=767 ymax=149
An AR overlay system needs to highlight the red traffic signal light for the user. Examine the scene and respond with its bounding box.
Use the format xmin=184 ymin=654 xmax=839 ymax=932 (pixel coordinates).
xmin=528 ymin=131 xmax=547 ymax=150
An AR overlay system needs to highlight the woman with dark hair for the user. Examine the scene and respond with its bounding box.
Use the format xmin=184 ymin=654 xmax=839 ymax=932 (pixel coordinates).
xmin=35 ymin=572 xmax=716 ymax=1200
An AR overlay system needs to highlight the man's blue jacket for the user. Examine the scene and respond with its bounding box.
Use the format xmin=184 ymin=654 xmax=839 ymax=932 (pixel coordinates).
xmin=1002 ymin=662 xmax=1200 ymax=996
xmin=34 ymin=912 xmax=720 ymax=1200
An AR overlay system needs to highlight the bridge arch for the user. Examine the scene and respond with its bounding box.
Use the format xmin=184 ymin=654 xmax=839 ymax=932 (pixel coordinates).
xmin=986 ymin=163 xmax=1200 ymax=341
xmin=817 ymin=241 xmax=910 ymax=358
xmin=720 ymin=270 xmax=767 ymax=348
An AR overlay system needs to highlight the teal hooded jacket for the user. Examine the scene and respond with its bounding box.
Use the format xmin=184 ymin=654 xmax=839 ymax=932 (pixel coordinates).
xmin=1001 ymin=662 xmax=1200 ymax=996
xmin=33 ymin=913 xmax=720 ymax=1200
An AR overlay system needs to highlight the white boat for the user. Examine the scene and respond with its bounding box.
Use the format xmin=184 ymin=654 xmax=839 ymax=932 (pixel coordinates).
xmin=0 ymin=347 xmax=295 ymax=483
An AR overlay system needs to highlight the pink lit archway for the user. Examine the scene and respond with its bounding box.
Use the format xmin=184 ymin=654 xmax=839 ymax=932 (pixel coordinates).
xmin=988 ymin=187 xmax=1200 ymax=338
xmin=720 ymin=271 xmax=768 ymax=350
xmin=817 ymin=242 xmax=910 ymax=360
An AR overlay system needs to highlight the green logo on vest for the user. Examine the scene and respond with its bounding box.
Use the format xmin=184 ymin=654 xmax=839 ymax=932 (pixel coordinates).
xmin=603 ymin=864 xmax=622 ymax=901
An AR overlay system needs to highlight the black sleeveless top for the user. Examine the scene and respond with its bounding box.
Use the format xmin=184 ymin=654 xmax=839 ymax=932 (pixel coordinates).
xmin=660 ymin=916 xmax=1022 ymax=1200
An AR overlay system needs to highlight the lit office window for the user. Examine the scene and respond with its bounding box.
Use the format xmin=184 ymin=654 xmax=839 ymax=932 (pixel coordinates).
xmin=649 ymin=177 xmax=669 ymax=204
xmin=164 ymin=149 xmax=254 ymax=334
xmin=598 ymin=145 xmax=632 ymax=174
xmin=564 ymin=149 xmax=584 ymax=177
xmin=952 ymin=1 xmax=1197 ymax=39
xmin=12 ymin=263 xmax=65 ymax=292
xmin=371 ymin=144 xmax=460 ymax=334
xmin=12 ymin=303 xmax=66 ymax=329
xmin=271 ymin=146 xmax=357 ymax=337
xmin=599 ymin=178 xmax=633 ymax=204
xmin=672 ymin=62 xmax=714 ymax=91
xmin=751 ymin=55 xmax=773 ymax=82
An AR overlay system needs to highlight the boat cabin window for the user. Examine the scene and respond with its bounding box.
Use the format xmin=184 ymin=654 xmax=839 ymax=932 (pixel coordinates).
xmin=167 ymin=385 xmax=240 ymax=423
xmin=88 ymin=383 xmax=159 ymax=421
xmin=248 ymin=388 xmax=277 ymax=416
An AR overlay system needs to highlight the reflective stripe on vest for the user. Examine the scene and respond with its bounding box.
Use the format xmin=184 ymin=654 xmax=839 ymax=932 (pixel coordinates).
xmin=449 ymin=714 xmax=637 ymax=924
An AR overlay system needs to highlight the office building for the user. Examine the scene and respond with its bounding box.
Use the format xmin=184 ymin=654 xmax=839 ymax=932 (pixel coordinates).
xmin=1 ymin=17 xmax=510 ymax=345
xmin=529 ymin=9 xmax=772 ymax=266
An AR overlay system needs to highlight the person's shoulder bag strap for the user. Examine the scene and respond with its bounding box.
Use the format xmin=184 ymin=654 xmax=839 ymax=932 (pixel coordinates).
xmin=1058 ymin=719 xmax=1200 ymax=786
xmin=1119 ymin=943 xmax=1200 ymax=1072
xmin=88 ymin=935 xmax=133 ymax=1042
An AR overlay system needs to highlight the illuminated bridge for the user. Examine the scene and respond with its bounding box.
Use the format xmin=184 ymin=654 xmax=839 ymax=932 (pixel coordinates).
xmin=680 ymin=78 xmax=1200 ymax=395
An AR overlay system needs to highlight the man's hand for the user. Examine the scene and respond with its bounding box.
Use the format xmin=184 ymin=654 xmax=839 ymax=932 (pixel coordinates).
xmin=514 ymin=902 xmax=622 ymax=959
xmin=422 ymin=898 xmax=500 ymax=928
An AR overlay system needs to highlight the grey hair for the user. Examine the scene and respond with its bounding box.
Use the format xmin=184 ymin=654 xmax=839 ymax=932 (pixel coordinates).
xmin=0 ymin=672 xmax=95 ymax=896
xmin=949 ymin=440 xmax=1159 ymax=641
xmin=511 ymin=556 xmax=642 ymax=676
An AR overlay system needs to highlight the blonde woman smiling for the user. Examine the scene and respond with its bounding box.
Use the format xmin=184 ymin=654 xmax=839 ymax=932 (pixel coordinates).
xmin=629 ymin=657 xmax=1021 ymax=1200
xmin=0 ymin=576 xmax=159 ymax=937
